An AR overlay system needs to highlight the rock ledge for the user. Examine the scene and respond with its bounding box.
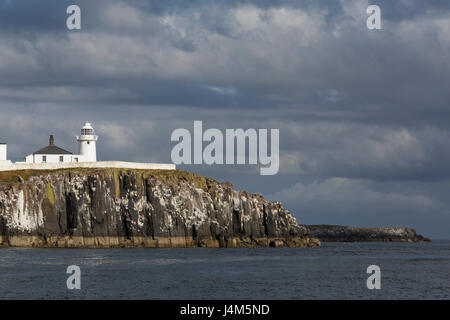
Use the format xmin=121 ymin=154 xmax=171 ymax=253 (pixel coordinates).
xmin=304 ymin=224 xmax=430 ymax=242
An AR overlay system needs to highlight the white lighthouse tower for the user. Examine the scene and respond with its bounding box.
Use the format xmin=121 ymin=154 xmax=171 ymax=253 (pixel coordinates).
xmin=76 ymin=122 xmax=98 ymax=162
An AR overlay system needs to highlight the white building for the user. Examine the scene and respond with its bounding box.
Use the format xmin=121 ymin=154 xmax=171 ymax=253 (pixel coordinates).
xmin=0 ymin=121 xmax=176 ymax=171
xmin=0 ymin=143 xmax=7 ymax=161
xmin=24 ymin=122 xmax=98 ymax=163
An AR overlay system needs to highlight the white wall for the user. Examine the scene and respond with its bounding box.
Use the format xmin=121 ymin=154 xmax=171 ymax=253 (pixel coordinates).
xmin=79 ymin=139 xmax=97 ymax=162
xmin=24 ymin=154 xmax=86 ymax=163
xmin=0 ymin=161 xmax=176 ymax=171
xmin=0 ymin=144 xmax=6 ymax=161
xmin=73 ymin=155 xmax=86 ymax=163
xmin=77 ymin=124 xmax=98 ymax=162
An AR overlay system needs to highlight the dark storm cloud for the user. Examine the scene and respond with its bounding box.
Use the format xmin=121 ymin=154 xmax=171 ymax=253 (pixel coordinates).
xmin=0 ymin=0 xmax=448 ymax=116
xmin=0 ymin=0 xmax=449 ymax=237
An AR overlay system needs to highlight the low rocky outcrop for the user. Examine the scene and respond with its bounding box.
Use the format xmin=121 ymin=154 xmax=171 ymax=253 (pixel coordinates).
xmin=303 ymin=225 xmax=430 ymax=242
xmin=0 ymin=168 xmax=320 ymax=248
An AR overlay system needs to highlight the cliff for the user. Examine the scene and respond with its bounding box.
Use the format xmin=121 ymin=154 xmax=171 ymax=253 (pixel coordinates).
xmin=0 ymin=168 xmax=320 ymax=248
xmin=304 ymin=225 xmax=430 ymax=242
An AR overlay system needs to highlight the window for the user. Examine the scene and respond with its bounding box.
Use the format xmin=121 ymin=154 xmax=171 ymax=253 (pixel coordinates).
xmin=74 ymin=157 xmax=78 ymax=162
xmin=60 ymin=156 xmax=64 ymax=162
xmin=42 ymin=156 xmax=46 ymax=163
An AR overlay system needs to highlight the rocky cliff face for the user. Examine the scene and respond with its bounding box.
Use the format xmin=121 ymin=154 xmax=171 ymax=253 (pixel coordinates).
xmin=0 ymin=169 xmax=320 ymax=248
xmin=304 ymin=225 xmax=430 ymax=242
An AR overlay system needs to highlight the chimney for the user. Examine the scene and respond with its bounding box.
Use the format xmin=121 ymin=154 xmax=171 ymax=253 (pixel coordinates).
xmin=49 ymin=135 xmax=54 ymax=146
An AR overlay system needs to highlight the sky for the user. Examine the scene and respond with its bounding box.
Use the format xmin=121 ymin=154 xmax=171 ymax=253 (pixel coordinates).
xmin=0 ymin=0 xmax=449 ymax=238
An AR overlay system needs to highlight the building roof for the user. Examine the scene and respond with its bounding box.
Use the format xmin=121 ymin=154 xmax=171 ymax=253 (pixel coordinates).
xmin=33 ymin=145 xmax=73 ymax=155
xmin=33 ymin=135 xmax=73 ymax=155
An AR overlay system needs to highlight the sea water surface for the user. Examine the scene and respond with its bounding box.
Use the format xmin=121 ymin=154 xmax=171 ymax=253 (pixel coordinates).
xmin=0 ymin=241 xmax=449 ymax=299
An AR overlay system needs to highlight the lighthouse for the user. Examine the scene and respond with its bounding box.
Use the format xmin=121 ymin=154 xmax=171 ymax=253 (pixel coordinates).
xmin=1 ymin=120 xmax=176 ymax=171
xmin=76 ymin=122 xmax=98 ymax=162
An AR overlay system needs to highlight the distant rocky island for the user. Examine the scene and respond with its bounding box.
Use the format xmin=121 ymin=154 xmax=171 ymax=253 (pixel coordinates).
xmin=303 ymin=225 xmax=430 ymax=242
xmin=0 ymin=168 xmax=319 ymax=248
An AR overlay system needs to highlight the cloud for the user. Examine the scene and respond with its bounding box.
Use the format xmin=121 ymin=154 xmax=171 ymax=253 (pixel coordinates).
xmin=279 ymin=123 xmax=430 ymax=177
xmin=0 ymin=0 xmax=449 ymax=238
xmin=0 ymin=0 xmax=448 ymax=111
xmin=270 ymin=177 xmax=437 ymax=214
xmin=267 ymin=177 xmax=449 ymax=238
xmin=95 ymin=122 xmax=140 ymax=150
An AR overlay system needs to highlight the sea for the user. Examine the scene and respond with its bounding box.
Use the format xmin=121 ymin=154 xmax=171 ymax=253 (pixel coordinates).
xmin=0 ymin=241 xmax=449 ymax=300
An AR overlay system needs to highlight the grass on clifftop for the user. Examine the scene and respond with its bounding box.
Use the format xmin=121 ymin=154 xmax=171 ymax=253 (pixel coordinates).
xmin=146 ymin=170 xmax=218 ymax=190
xmin=0 ymin=168 xmax=222 ymax=192
xmin=0 ymin=168 xmax=98 ymax=183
